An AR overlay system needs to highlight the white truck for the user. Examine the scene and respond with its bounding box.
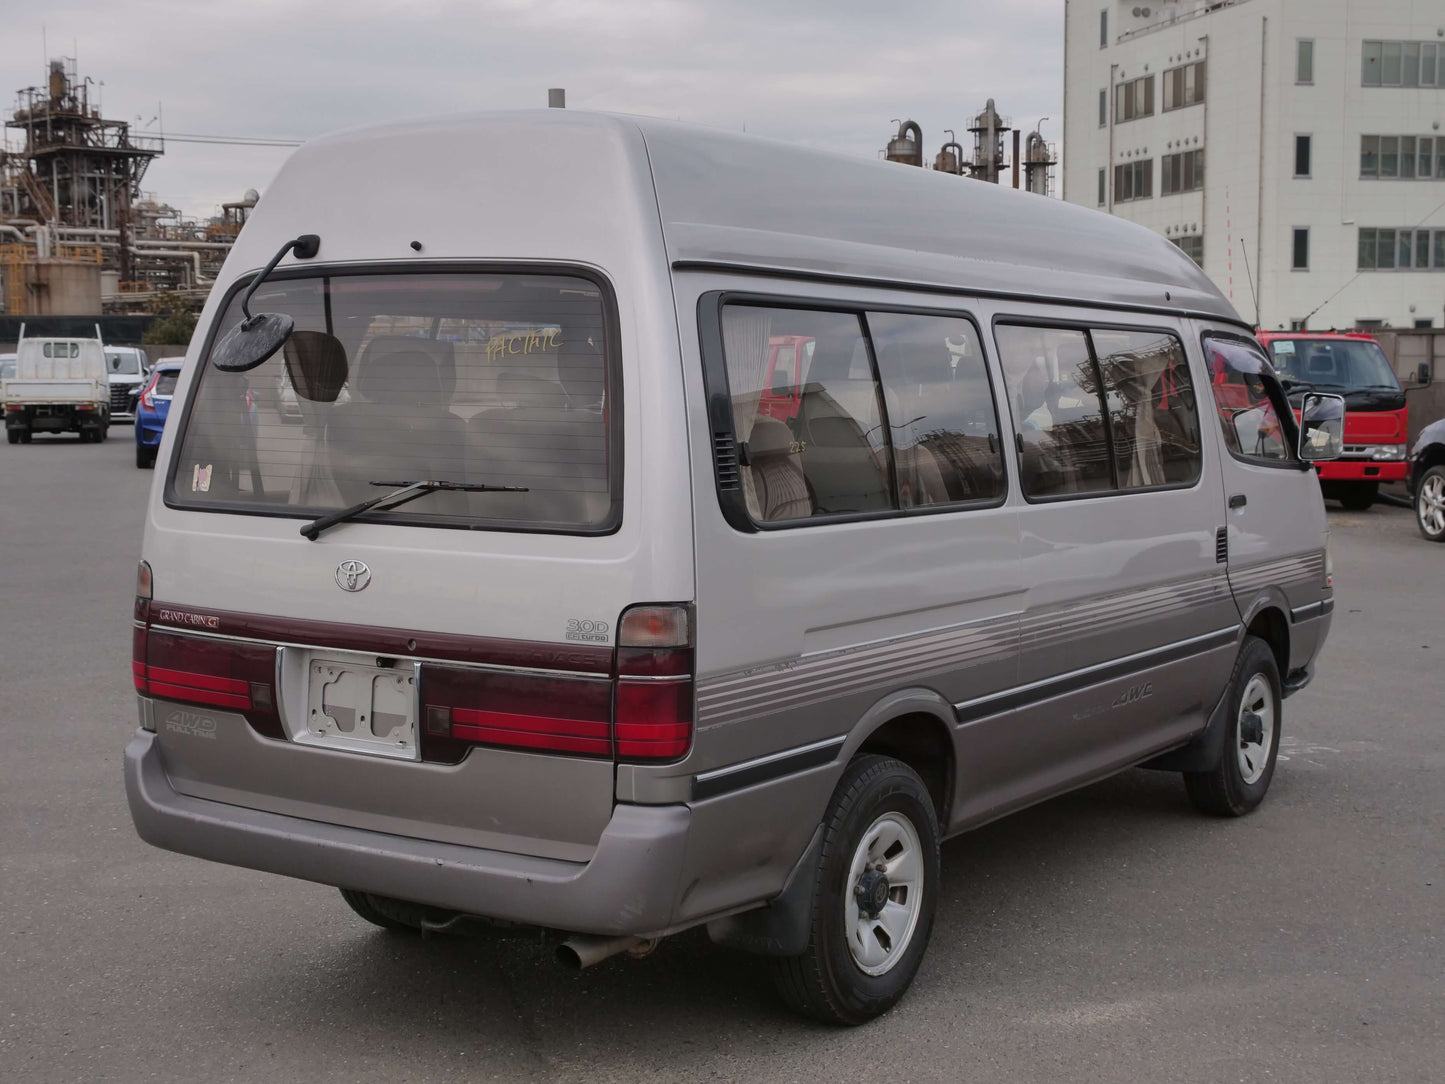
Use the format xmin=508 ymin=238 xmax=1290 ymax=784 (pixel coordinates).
xmin=2 ymin=326 xmax=111 ymax=444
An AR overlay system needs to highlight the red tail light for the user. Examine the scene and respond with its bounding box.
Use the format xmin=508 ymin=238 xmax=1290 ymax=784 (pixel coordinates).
xmin=421 ymin=604 xmax=695 ymax=763
xmin=421 ymin=666 xmax=613 ymax=758
xmin=133 ymin=627 xmax=283 ymax=739
xmin=614 ymin=604 xmax=694 ymax=762
xmin=139 ymin=372 xmax=159 ymax=411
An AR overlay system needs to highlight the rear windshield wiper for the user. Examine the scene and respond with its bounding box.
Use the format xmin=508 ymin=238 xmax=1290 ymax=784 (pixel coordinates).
xmin=301 ymin=479 xmax=529 ymax=541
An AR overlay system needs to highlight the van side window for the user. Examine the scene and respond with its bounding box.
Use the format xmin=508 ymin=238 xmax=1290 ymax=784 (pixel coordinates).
xmin=993 ymin=325 xmax=1113 ymax=497
xmin=1091 ymin=329 xmax=1202 ymax=487
xmin=867 ymin=313 xmax=1005 ymax=505
xmin=1203 ymin=336 xmax=1293 ymax=463
xmin=721 ymin=305 xmax=891 ymax=521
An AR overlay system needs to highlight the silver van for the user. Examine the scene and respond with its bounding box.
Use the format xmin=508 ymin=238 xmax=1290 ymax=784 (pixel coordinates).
xmin=125 ymin=112 xmax=1343 ymax=1024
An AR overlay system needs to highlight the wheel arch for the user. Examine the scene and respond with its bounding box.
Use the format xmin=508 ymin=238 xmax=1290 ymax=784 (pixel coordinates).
xmin=837 ymin=688 xmax=956 ymax=828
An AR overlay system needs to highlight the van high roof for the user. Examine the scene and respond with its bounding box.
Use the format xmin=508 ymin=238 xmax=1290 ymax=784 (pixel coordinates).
xmin=226 ymin=110 xmax=1241 ymax=326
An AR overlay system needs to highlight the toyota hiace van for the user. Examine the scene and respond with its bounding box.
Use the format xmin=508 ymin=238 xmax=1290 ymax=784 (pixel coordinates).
xmin=125 ymin=111 xmax=1342 ymax=1024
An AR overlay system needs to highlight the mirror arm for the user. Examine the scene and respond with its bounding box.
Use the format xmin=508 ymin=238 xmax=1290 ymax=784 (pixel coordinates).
xmin=240 ymin=234 xmax=321 ymax=322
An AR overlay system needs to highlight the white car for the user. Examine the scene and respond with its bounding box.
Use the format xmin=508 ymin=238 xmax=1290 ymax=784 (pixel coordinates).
xmin=105 ymin=347 xmax=149 ymax=421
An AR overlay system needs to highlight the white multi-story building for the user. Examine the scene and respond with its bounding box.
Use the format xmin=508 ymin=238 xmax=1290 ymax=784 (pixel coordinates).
xmin=1063 ymin=0 xmax=1445 ymax=330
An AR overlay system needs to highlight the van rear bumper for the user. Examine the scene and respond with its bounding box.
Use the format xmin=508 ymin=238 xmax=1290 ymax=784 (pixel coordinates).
xmin=124 ymin=730 xmax=692 ymax=936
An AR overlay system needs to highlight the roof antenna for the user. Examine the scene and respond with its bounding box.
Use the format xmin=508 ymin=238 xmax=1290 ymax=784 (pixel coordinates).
xmin=1239 ymin=237 xmax=1260 ymax=330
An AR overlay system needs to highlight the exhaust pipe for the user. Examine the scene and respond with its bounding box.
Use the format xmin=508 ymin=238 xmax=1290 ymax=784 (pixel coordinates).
xmin=555 ymin=934 xmax=657 ymax=970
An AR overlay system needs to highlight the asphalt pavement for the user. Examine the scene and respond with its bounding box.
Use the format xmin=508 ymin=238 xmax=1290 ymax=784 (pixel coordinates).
xmin=1 ymin=431 xmax=1440 ymax=1083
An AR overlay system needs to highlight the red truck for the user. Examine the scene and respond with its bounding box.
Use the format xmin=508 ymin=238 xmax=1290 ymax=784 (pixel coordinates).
xmin=1256 ymin=331 xmax=1407 ymax=509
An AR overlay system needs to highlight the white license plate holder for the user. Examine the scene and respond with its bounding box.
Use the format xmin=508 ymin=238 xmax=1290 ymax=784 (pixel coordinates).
xmin=302 ymin=654 xmax=419 ymax=760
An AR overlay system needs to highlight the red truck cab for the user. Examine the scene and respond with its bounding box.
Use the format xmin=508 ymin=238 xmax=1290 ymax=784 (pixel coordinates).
xmin=757 ymin=335 xmax=815 ymax=422
xmin=1257 ymin=331 xmax=1407 ymax=509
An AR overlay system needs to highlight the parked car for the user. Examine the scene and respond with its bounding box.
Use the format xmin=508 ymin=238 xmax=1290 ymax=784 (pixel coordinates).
xmin=133 ymin=361 xmax=183 ymax=468
xmin=125 ymin=111 xmax=1345 ymax=1025
xmin=105 ymin=346 xmax=149 ymax=422
xmin=1408 ymin=417 xmax=1445 ymax=542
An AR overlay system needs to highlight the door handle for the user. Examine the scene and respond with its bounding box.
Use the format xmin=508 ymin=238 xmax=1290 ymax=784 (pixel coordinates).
xmin=1228 ymin=493 xmax=1248 ymax=509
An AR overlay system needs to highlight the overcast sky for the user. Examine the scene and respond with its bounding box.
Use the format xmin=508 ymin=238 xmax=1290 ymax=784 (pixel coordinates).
xmin=2 ymin=0 xmax=1063 ymax=220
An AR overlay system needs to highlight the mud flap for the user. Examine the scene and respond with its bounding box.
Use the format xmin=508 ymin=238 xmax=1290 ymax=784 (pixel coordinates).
xmin=705 ymin=823 xmax=823 ymax=957
xmin=1141 ymin=684 xmax=1233 ymax=773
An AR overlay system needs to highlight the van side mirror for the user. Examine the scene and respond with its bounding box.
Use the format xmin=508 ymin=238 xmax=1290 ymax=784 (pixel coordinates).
xmin=210 ymin=234 xmax=320 ymax=373
xmin=1299 ymin=392 xmax=1345 ymax=461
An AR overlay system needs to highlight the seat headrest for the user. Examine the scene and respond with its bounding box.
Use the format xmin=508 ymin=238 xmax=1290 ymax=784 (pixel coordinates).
xmin=747 ymin=416 xmax=796 ymax=458
xmin=282 ymin=331 xmax=349 ymax=403
xmin=358 ymin=336 xmax=456 ymax=400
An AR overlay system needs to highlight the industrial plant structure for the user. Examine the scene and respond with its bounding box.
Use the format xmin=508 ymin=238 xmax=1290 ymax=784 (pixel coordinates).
xmin=882 ymin=104 xmax=1057 ymax=195
xmin=0 ymin=58 xmax=251 ymax=317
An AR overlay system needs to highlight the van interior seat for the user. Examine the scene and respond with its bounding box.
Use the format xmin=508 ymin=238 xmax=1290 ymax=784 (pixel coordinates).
xmin=792 ymin=378 xmax=891 ymax=515
xmin=744 ymin=416 xmax=812 ymax=521
xmin=325 ymin=338 xmax=466 ymax=505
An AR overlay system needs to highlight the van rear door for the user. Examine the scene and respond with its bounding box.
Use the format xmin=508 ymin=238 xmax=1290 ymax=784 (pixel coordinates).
xmin=141 ymin=267 xmax=666 ymax=863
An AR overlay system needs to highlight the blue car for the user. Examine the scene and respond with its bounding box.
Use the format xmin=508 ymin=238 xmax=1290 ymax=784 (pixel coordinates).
xmin=134 ymin=362 xmax=182 ymax=469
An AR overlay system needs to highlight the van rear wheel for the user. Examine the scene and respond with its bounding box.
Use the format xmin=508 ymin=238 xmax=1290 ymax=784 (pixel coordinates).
xmin=770 ymin=754 xmax=940 ymax=1025
xmin=1184 ymin=635 xmax=1281 ymax=817
xmin=338 ymin=888 xmax=423 ymax=932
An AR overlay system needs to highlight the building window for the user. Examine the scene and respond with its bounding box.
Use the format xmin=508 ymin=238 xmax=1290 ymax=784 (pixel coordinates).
xmin=1100 ymin=9 xmax=1108 ymax=48
xmin=1172 ymin=235 xmax=1204 ymax=266
xmin=1362 ymin=40 xmax=1441 ymax=87
xmin=1162 ymin=60 xmax=1206 ymax=111
xmin=1099 ymin=88 xmax=1107 ymax=127
xmin=1161 ymin=149 xmax=1204 ymax=194
xmin=1115 ymin=75 xmax=1155 ymax=123
xmin=1292 ymin=228 xmax=1310 ymax=270
xmin=1416 ymin=319 xmax=1436 ymax=328
xmin=1114 ymin=160 xmax=1153 ymax=202
xmin=1294 ymin=134 xmax=1311 ymax=177
xmin=1289 ymin=319 xmax=1308 ymax=331
xmin=1357 ymin=227 xmax=1445 ymax=270
xmin=1097 ymin=167 xmax=1106 ymax=205
xmin=1355 ymin=319 xmax=1386 ymax=329
xmin=1360 ymin=135 xmax=1440 ymax=178
xmin=1296 ymin=39 xmax=1314 ymax=84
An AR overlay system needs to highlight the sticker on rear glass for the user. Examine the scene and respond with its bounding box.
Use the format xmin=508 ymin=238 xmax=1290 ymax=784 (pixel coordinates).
xmin=1273 ymin=341 xmax=1295 ymax=354
xmin=192 ymin=464 xmax=212 ymax=492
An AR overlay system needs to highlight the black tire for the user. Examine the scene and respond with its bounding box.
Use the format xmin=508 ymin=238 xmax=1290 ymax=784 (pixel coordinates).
xmin=1184 ymin=635 xmax=1282 ymax=817
xmin=77 ymin=429 xmax=90 ymax=444
xmin=1415 ymin=465 xmax=1445 ymax=542
xmin=770 ymin=755 xmax=941 ymax=1025
xmin=95 ymin=425 xmax=108 ymax=442
xmin=18 ymin=430 xmax=31 ymax=444
xmin=5 ymin=430 xmax=17 ymax=445
xmin=1335 ymin=482 xmax=1377 ymax=511
xmin=136 ymin=445 xmax=155 ymax=469
xmin=338 ymin=888 xmax=423 ymax=932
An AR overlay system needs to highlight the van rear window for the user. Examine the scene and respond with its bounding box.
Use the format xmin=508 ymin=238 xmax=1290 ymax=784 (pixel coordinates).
xmin=167 ymin=271 xmax=619 ymax=533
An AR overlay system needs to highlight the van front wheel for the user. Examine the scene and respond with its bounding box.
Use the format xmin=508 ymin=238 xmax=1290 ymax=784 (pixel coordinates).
xmin=770 ymin=755 xmax=940 ymax=1025
xmin=1184 ymin=635 xmax=1281 ymax=817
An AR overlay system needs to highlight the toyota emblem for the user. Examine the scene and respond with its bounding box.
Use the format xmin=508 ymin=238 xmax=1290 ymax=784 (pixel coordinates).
xmin=335 ymin=560 xmax=371 ymax=593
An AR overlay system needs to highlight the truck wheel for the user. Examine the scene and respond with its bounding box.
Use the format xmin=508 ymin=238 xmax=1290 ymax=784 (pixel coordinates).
xmin=770 ymin=755 xmax=940 ymax=1025
xmin=18 ymin=430 xmax=31 ymax=444
xmin=1336 ymin=482 xmax=1377 ymax=511
xmin=6 ymin=430 xmax=16 ymax=445
xmin=1416 ymin=466 xmax=1445 ymax=542
xmin=77 ymin=429 xmax=91 ymax=444
xmin=95 ymin=425 xmax=108 ymax=442
xmin=1184 ymin=636 xmax=1282 ymax=817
